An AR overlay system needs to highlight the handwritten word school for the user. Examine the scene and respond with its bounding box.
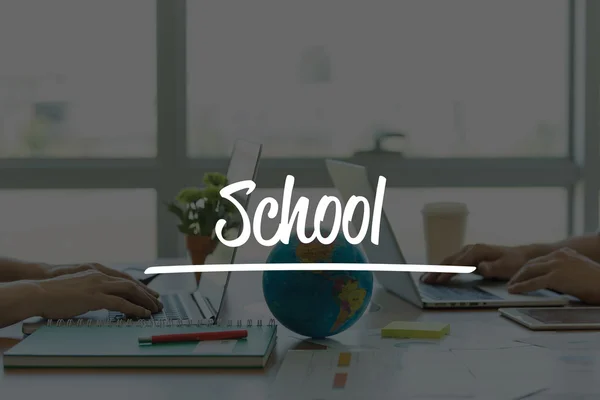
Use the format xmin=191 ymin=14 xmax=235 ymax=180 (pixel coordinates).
xmin=215 ymin=175 xmax=386 ymax=248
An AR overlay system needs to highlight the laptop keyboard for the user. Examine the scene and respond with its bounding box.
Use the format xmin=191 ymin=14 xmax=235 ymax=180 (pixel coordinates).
xmin=108 ymin=293 xmax=189 ymax=321
xmin=419 ymin=284 xmax=502 ymax=301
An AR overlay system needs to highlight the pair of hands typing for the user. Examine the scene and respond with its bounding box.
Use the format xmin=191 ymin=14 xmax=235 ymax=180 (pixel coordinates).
xmin=422 ymin=244 xmax=600 ymax=305
xmin=23 ymin=263 xmax=162 ymax=321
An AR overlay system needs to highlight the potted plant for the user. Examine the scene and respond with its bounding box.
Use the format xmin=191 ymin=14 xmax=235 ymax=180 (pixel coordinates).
xmin=166 ymin=172 xmax=241 ymax=283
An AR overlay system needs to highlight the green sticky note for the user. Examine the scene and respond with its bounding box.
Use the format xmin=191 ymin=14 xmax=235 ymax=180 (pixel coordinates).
xmin=381 ymin=321 xmax=450 ymax=339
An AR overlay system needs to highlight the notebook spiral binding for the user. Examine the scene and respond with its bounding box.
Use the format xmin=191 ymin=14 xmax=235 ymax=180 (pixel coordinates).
xmin=45 ymin=318 xmax=277 ymax=328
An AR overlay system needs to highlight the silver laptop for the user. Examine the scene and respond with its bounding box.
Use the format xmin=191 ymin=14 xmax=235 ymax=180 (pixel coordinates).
xmin=325 ymin=159 xmax=569 ymax=309
xmin=23 ymin=140 xmax=262 ymax=334
xmin=139 ymin=139 xmax=262 ymax=322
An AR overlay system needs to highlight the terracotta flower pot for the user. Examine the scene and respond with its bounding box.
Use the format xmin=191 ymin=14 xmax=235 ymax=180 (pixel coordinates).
xmin=186 ymin=235 xmax=218 ymax=284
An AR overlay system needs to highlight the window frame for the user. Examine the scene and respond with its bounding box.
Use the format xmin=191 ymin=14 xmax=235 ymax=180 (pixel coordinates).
xmin=0 ymin=0 xmax=597 ymax=259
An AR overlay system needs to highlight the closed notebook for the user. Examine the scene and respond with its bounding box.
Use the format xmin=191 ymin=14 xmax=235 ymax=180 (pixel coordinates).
xmin=4 ymin=320 xmax=277 ymax=369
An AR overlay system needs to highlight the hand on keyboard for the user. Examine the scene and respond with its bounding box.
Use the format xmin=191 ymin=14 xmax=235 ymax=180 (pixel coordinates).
xmin=33 ymin=269 xmax=162 ymax=321
xmin=422 ymin=243 xmax=530 ymax=284
xmin=109 ymin=294 xmax=188 ymax=321
xmin=508 ymin=247 xmax=600 ymax=304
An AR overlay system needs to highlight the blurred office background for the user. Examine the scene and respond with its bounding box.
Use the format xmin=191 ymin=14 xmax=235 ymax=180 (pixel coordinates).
xmin=0 ymin=0 xmax=594 ymax=265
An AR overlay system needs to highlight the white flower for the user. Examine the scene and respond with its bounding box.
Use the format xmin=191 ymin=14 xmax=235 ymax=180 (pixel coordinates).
xmin=189 ymin=222 xmax=200 ymax=235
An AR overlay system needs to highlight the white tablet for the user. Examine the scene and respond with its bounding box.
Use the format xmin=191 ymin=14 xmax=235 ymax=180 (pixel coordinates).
xmin=499 ymin=307 xmax=600 ymax=330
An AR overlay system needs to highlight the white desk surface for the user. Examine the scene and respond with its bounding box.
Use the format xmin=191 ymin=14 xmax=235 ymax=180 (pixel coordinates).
xmin=0 ymin=259 xmax=599 ymax=399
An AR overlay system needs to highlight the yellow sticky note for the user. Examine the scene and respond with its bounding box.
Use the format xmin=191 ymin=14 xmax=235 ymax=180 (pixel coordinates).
xmin=338 ymin=352 xmax=351 ymax=367
xmin=381 ymin=321 xmax=450 ymax=339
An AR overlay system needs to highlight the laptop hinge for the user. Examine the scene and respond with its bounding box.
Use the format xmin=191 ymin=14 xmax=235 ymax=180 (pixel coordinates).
xmin=191 ymin=291 xmax=216 ymax=321
xmin=409 ymin=273 xmax=426 ymax=308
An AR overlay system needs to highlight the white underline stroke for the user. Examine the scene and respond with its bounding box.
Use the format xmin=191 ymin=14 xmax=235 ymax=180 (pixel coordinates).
xmin=144 ymin=264 xmax=476 ymax=274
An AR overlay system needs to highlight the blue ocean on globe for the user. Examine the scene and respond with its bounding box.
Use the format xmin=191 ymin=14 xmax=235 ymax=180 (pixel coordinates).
xmin=263 ymin=230 xmax=373 ymax=338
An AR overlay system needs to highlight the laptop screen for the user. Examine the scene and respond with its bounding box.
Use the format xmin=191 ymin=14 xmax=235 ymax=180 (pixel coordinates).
xmin=325 ymin=159 xmax=408 ymax=266
xmin=194 ymin=140 xmax=262 ymax=319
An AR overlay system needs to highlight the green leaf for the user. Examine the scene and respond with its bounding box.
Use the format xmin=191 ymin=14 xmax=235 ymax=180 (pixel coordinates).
xmin=176 ymin=187 xmax=205 ymax=203
xmin=166 ymin=202 xmax=185 ymax=219
xmin=203 ymin=172 xmax=228 ymax=187
xmin=169 ymin=172 xmax=236 ymax=236
xmin=177 ymin=224 xmax=190 ymax=235
xmin=204 ymin=186 xmax=222 ymax=201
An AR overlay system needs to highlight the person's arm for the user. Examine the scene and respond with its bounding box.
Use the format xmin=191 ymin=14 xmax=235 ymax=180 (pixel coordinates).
xmin=0 ymin=281 xmax=41 ymax=328
xmin=0 ymin=257 xmax=48 ymax=283
xmin=508 ymin=247 xmax=600 ymax=304
xmin=0 ymin=257 xmax=160 ymax=300
xmin=424 ymin=233 xmax=600 ymax=284
xmin=0 ymin=270 xmax=162 ymax=329
xmin=519 ymin=233 xmax=600 ymax=263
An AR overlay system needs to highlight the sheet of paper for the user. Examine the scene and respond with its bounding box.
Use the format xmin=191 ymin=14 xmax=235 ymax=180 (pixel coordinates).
xmin=0 ymin=322 xmax=24 ymax=340
xmin=294 ymin=327 xmax=529 ymax=352
xmin=270 ymin=349 xmax=548 ymax=400
xmin=531 ymin=393 xmax=600 ymax=399
xmin=193 ymin=339 xmax=237 ymax=354
xmin=451 ymin=346 xmax=600 ymax=395
xmin=269 ymin=349 xmax=476 ymax=399
xmin=451 ymin=346 xmax=553 ymax=376
xmin=515 ymin=333 xmax=600 ymax=350
xmin=471 ymin=385 xmax=548 ymax=400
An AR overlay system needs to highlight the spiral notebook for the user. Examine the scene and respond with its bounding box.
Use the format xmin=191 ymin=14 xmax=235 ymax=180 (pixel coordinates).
xmin=4 ymin=319 xmax=277 ymax=369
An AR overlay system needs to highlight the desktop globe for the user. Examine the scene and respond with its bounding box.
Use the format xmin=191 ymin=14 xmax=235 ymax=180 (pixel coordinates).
xmin=262 ymin=230 xmax=373 ymax=338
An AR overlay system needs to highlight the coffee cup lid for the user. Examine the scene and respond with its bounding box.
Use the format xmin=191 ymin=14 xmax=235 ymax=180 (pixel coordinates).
xmin=421 ymin=202 xmax=468 ymax=215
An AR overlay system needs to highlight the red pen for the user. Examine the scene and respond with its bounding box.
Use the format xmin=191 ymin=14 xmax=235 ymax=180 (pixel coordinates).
xmin=138 ymin=329 xmax=248 ymax=345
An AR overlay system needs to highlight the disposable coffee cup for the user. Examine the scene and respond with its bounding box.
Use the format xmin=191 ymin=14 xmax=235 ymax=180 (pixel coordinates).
xmin=421 ymin=202 xmax=469 ymax=265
